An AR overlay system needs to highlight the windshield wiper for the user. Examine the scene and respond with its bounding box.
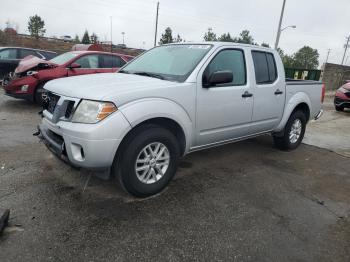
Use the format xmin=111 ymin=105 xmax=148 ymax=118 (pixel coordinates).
xmin=132 ymin=71 xmax=164 ymax=80
xmin=118 ymin=70 xmax=129 ymax=74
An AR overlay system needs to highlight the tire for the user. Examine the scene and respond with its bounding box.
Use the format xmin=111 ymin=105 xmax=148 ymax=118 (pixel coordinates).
xmin=34 ymin=83 xmax=46 ymax=106
xmin=112 ymin=124 xmax=180 ymax=197
xmin=273 ymin=110 xmax=306 ymax=151
xmin=335 ymin=105 xmax=344 ymax=112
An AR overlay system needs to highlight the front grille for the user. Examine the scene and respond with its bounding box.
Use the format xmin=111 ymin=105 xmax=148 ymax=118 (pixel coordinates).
xmin=43 ymin=92 xmax=60 ymax=114
xmin=65 ymin=101 xmax=75 ymax=118
xmin=335 ymin=97 xmax=343 ymax=103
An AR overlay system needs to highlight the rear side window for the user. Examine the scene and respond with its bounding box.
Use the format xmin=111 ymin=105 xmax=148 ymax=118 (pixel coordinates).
xmin=0 ymin=48 xmax=18 ymax=59
xmin=100 ymin=55 xmax=126 ymax=68
xmin=205 ymin=49 xmax=246 ymax=86
xmin=252 ymin=51 xmax=277 ymax=84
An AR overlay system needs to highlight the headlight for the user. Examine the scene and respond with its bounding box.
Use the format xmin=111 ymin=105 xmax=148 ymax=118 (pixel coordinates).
xmin=71 ymin=100 xmax=117 ymax=124
xmin=27 ymin=71 xmax=38 ymax=76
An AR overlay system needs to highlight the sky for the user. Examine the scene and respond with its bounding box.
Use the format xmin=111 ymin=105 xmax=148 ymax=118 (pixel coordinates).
xmin=1 ymin=0 xmax=349 ymax=66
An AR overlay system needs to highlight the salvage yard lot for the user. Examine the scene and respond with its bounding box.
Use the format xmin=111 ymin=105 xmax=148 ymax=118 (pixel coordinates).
xmin=0 ymin=89 xmax=349 ymax=261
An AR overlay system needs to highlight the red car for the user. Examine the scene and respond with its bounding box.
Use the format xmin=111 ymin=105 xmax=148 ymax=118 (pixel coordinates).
xmin=3 ymin=51 xmax=133 ymax=104
xmin=334 ymin=82 xmax=350 ymax=111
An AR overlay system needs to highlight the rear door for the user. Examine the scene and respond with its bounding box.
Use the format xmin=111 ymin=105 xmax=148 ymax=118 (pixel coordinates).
xmin=67 ymin=54 xmax=99 ymax=76
xmin=250 ymin=50 xmax=285 ymax=132
xmin=195 ymin=47 xmax=253 ymax=146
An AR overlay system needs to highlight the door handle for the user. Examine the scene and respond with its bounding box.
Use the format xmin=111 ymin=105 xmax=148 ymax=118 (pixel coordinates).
xmin=242 ymin=91 xmax=253 ymax=98
xmin=274 ymin=89 xmax=283 ymax=95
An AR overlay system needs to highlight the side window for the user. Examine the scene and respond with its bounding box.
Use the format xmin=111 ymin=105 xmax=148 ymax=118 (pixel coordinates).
xmin=41 ymin=51 xmax=57 ymax=60
xmin=252 ymin=51 xmax=277 ymax=84
xmin=74 ymin=55 xmax=99 ymax=68
xmin=0 ymin=48 xmax=18 ymax=59
xmin=205 ymin=49 xmax=246 ymax=86
xmin=266 ymin=53 xmax=277 ymax=82
xmin=20 ymin=49 xmax=41 ymax=59
xmin=99 ymin=55 xmax=125 ymax=68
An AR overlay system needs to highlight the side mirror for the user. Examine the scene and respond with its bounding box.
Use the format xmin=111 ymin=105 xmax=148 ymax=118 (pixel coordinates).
xmin=68 ymin=63 xmax=81 ymax=69
xmin=204 ymin=70 xmax=233 ymax=87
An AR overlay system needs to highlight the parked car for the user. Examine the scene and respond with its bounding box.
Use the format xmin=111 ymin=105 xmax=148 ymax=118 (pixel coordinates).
xmin=0 ymin=47 xmax=57 ymax=84
xmin=334 ymin=82 xmax=350 ymax=111
xmin=37 ymin=42 xmax=324 ymax=197
xmin=60 ymin=35 xmax=73 ymax=42
xmin=3 ymin=51 xmax=134 ymax=104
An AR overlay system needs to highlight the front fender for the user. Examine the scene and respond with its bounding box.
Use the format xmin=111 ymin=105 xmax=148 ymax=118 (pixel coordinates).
xmin=275 ymin=91 xmax=312 ymax=132
xmin=119 ymin=98 xmax=193 ymax=153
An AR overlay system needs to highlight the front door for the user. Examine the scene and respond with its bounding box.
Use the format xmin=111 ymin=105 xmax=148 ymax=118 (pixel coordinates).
xmin=67 ymin=54 xmax=99 ymax=77
xmin=195 ymin=48 xmax=253 ymax=146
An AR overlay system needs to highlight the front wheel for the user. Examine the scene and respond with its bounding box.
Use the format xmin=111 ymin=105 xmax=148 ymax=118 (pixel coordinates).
xmin=273 ymin=110 xmax=307 ymax=151
xmin=113 ymin=125 xmax=180 ymax=197
xmin=34 ymin=83 xmax=46 ymax=106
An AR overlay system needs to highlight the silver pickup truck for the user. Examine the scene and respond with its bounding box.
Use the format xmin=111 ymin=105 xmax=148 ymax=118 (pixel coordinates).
xmin=38 ymin=42 xmax=324 ymax=197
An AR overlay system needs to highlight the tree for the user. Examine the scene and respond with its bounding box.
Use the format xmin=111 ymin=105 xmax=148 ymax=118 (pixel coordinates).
xmin=74 ymin=34 xmax=80 ymax=43
xmin=234 ymin=30 xmax=255 ymax=44
xmin=174 ymin=34 xmax=183 ymax=43
xmin=203 ymin=28 xmax=217 ymax=41
xmin=90 ymin=33 xmax=98 ymax=44
xmin=159 ymin=27 xmax=173 ymax=45
xmin=27 ymin=15 xmax=46 ymax=39
xmin=82 ymin=30 xmax=90 ymax=44
xmin=292 ymin=46 xmax=319 ymax=69
xmin=261 ymin=42 xmax=270 ymax=48
xmin=218 ymin=32 xmax=234 ymax=42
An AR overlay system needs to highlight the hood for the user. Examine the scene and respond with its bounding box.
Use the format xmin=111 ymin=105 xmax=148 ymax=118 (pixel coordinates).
xmin=44 ymin=73 xmax=183 ymax=102
xmin=343 ymin=83 xmax=350 ymax=90
xmin=15 ymin=55 xmax=57 ymax=74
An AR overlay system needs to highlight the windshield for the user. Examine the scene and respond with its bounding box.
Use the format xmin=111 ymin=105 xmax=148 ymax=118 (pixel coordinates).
xmin=120 ymin=44 xmax=212 ymax=82
xmin=50 ymin=52 xmax=79 ymax=65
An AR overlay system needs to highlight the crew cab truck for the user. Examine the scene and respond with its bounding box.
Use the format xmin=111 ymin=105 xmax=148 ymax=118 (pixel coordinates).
xmin=37 ymin=43 xmax=324 ymax=197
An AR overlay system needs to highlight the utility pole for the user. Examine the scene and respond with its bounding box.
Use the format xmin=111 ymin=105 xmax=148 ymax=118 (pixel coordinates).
xmin=274 ymin=0 xmax=287 ymax=50
xmin=341 ymin=36 xmax=350 ymax=65
xmin=121 ymin=32 xmax=125 ymax=45
xmin=325 ymin=49 xmax=331 ymax=64
xmin=110 ymin=16 xmax=113 ymax=52
xmin=154 ymin=1 xmax=159 ymax=47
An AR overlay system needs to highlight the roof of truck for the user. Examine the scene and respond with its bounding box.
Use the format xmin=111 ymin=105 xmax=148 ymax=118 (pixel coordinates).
xmin=164 ymin=42 xmax=274 ymax=51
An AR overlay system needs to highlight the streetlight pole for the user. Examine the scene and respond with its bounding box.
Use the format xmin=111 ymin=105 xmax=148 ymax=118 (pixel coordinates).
xmin=154 ymin=2 xmax=159 ymax=47
xmin=274 ymin=0 xmax=287 ymax=50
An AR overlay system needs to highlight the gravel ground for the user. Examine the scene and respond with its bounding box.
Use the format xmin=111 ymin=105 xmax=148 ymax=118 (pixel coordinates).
xmin=0 ymin=90 xmax=349 ymax=262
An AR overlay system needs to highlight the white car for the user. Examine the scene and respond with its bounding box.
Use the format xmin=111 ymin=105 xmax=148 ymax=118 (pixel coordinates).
xmin=38 ymin=42 xmax=324 ymax=197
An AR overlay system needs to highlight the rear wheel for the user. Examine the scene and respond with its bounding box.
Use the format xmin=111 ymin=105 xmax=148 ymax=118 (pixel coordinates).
xmin=273 ymin=110 xmax=306 ymax=151
xmin=335 ymin=105 xmax=344 ymax=112
xmin=34 ymin=83 xmax=46 ymax=106
xmin=113 ymin=125 xmax=180 ymax=197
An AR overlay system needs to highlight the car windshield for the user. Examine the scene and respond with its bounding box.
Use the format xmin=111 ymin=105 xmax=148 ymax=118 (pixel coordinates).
xmin=50 ymin=52 xmax=79 ymax=65
xmin=120 ymin=44 xmax=212 ymax=82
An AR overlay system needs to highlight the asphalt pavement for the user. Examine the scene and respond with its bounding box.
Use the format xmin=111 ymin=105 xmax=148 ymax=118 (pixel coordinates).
xmin=0 ymin=90 xmax=349 ymax=262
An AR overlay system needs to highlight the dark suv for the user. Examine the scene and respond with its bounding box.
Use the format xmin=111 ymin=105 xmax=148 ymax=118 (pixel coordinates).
xmin=0 ymin=47 xmax=57 ymax=84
